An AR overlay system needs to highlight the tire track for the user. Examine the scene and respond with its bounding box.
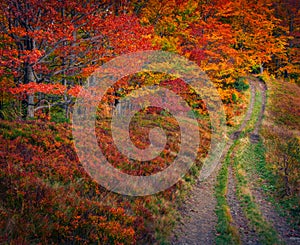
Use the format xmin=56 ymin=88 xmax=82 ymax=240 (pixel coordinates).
xmin=225 ymin=78 xmax=261 ymax=244
xmin=227 ymin=164 xmax=260 ymax=245
xmin=170 ymin=78 xmax=256 ymax=245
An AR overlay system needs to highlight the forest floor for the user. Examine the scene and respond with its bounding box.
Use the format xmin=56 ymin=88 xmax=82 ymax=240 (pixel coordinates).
xmin=170 ymin=77 xmax=300 ymax=245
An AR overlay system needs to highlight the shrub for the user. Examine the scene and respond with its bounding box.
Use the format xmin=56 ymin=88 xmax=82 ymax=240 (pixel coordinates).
xmin=233 ymin=78 xmax=249 ymax=92
xmin=50 ymin=109 xmax=70 ymax=124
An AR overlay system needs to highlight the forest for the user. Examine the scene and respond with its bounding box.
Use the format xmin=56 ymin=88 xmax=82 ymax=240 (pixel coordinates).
xmin=0 ymin=0 xmax=299 ymax=244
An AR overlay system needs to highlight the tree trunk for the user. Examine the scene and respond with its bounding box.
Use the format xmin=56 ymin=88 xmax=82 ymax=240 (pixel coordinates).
xmin=260 ymin=63 xmax=264 ymax=74
xmin=27 ymin=94 xmax=35 ymax=119
xmin=25 ymin=64 xmax=35 ymax=119
xmin=24 ymin=35 xmax=36 ymax=119
xmin=62 ymin=78 xmax=69 ymax=119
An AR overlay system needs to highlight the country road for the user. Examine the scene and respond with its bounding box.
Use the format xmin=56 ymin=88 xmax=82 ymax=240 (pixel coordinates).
xmin=169 ymin=77 xmax=300 ymax=245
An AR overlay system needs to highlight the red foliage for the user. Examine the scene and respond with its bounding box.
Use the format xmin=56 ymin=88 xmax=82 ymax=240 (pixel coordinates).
xmin=0 ymin=120 xmax=138 ymax=244
xmin=0 ymin=1 xmax=155 ymax=118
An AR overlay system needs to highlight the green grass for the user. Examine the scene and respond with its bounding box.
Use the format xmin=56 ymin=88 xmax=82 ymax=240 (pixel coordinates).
xmin=247 ymin=140 xmax=300 ymax=229
xmin=244 ymin=90 xmax=262 ymax=133
xmin=215 ymin=144 xmax=241 ymax=245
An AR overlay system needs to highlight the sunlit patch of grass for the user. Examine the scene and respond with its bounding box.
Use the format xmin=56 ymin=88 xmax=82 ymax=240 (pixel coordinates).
xmin=244 ymin=91 xmax=262 ymax=133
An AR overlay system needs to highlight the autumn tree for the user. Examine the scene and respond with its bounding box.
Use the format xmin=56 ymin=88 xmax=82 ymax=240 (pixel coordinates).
xmin=133 ymin=0 xmax=240 ymax=105
xmin=0 ymin=0 xmax=153 ymax=119
xmin=272 ymin=0 xmax=300 ymax=82
xmin=222 ymin=0 xmax=286 ymax=74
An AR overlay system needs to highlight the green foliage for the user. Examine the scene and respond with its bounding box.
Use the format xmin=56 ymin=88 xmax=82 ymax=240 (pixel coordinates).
xmin=232 ymin=93 xmax=238 ymax=103
xmin=251 ymin=65 xmax=261 ymax=74
xmin=50 ymin=109 xmax=70 ymax=124
xmin=233 ymin=78 xmax=249 ymax=92
xmin=0 ymin=100 xmax=22 ymax=121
